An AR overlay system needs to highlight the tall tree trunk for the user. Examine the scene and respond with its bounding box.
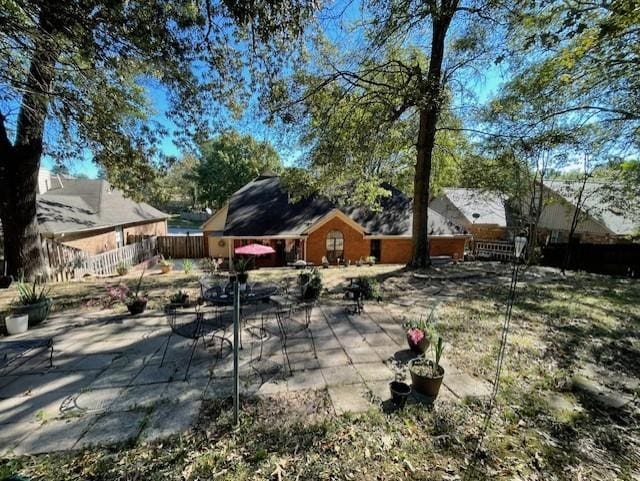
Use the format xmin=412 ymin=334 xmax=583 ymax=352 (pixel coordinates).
xmin=0 ymin=5 xmax=60 ymax=279
xmin=410 ymin=3 xmax=457 ymax=268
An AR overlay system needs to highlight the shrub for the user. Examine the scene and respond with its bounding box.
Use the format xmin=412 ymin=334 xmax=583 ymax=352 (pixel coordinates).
xmin=116 ymin=262 xmax=130 ymax=276
xmin=356 ymin=276 xmax=380 ymax=300
xmin=299 ymin=268 xmax=323 ymax=300
xmin=183 ymin=259 xmax=194 ymax=274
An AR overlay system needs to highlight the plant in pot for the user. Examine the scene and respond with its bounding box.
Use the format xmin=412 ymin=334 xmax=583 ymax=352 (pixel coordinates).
xmin=403 ymin=305 xmax=438 ymax=354
xmin=169 ymin=289 xmax=190 ymax=308
xmin=233 ymin=257 xmax=251 ymax=287
xmin=13 ymin=279 xmax=52 ymax=327
xmin=158 ymin=256 xmax=173 ymax=274
xmin=299 ymin=268 xmax=323 ymax=300
xmin=409 ymin=336 xmax=445 ymax=399
xmin=107 ymin=270 xmax=148 ymax=315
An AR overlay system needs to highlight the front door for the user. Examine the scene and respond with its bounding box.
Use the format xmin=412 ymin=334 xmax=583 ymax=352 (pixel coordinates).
xmin=275 ymin=240 xmax=286 ymax=266
xmin=370 ymin=239 xmax=381 ymax=262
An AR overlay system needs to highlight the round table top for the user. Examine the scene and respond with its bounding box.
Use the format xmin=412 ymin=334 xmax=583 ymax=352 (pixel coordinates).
xmin=203 ymin=282 xmax=278 ymax=306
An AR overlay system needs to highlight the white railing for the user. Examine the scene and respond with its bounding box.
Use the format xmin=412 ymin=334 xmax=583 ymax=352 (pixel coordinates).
xmin=42 ymin=236 xmax=157 ymax=281
xmin=87 ymin=236 xmax=157 ymax=276
xmin=473 ymin=239 xmax=514 ymax=261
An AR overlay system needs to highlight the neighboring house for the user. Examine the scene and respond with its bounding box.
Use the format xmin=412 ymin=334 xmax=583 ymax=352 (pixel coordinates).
xmin=430 ymin=188 xmax=511 ymax=241
xmin=533 ymin=180 xmax=639 ymax=244
xmin=201 ymin=173 xmax=469 ymax=266
xmin=37 ymin=170 xmax=169 ymax=254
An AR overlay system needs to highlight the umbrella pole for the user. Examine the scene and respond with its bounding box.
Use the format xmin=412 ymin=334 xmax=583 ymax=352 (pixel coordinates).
xmin=233 ymin=280 xmax=240 ymax=426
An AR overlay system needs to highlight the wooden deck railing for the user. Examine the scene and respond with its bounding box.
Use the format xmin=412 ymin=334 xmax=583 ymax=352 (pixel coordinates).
xmin=473 ymin=239 xmax=514 ymax=261
xmin=41 ymin=236 xmax=158 ymax=281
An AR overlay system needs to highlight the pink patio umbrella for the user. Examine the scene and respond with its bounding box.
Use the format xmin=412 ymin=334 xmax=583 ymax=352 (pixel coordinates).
xmin=234 ymin=243 xmax=276 ymax=256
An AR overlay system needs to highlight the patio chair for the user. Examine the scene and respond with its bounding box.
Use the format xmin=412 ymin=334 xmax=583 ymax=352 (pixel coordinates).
xmin=273 ymin=302 xmax=316 ymax=375
xmin=160 ymin=305 xmax=231 ymax=381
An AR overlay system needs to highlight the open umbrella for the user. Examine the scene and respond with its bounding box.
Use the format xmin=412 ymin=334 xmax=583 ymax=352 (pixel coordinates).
xmin=234 ymin=243 xmax=276 ymax=256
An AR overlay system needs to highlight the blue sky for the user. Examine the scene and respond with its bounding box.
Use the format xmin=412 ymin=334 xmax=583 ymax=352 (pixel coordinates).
xmin=40 ymin=3 xmax=507 ymax=179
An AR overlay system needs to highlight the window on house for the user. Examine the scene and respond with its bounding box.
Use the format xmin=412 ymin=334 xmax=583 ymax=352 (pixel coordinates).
xmin=115 ymin=226 xmax=124 ymax=248
xmin=326 ymin=230 xmax=344 ymax=263
xmin=549 ymin=230 xmax=563 ymax=243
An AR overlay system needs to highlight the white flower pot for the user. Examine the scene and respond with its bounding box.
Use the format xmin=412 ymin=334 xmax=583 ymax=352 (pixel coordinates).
xmin=5 ymin=314 xmax=29 ymax=335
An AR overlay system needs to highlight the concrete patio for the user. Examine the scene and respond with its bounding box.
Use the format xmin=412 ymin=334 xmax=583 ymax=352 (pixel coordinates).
xmin=0 ymin=299 xmax=490 ymax=457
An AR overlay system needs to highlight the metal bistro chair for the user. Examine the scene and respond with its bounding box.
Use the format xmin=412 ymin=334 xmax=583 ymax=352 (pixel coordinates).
xmin=160 ymin=304 xmax=231 ymax=381
xmin=273 ymin=301 xmax=316 ymax=375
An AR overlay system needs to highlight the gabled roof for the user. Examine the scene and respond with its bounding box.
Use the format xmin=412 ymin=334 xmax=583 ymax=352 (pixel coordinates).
xmin=433 ymin=188 xmax=508 ymax=227
xmin=37 ymin=179 xmax=169 ymax=235
xmin=545 ymin=180 xmax=638 ymax=235
xmin=222 ymin=175 xmax=466 ymax=237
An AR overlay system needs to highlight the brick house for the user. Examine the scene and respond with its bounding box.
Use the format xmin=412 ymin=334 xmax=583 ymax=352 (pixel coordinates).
xmin=202 ymin=173 xmax=469 ymax=266
xmin=430 ymin=188 xmax=511 ymax=241
xmin=37 ymin=172 xmax=169 ymax=254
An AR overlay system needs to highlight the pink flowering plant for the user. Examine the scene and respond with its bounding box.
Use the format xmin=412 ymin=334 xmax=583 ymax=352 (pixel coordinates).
xmin=106 ymin=270 xmax=147 ymax=307
xmin=403 ymin=304 xmax=439 ymax=352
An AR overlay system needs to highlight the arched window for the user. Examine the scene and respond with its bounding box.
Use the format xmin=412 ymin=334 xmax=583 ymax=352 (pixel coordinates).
xmin=325 ymin=230 xmax=344 ymax=263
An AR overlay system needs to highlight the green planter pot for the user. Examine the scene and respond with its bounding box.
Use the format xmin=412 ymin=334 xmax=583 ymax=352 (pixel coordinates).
xmin=13 ymin=299 xmax=52 ymax=327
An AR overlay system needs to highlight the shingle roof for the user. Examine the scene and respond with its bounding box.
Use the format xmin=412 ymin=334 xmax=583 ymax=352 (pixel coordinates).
xmin=546 ymin=180 xmax=638 ymax=235
xmin=435 ymin=188 xmax=508 ymax=227
xmin=223 ymin=176 xmax=466 ymax=237
xmin=37 ymin=179 xmax=169 ymax=234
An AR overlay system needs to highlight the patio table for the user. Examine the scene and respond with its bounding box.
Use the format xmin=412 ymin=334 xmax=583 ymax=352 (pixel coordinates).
xmin=202 ymin=282 xmax=278 ymax=306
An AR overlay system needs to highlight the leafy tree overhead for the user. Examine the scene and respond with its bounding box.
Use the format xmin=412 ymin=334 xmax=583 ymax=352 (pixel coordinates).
xmin=0 ymin=0 xmax=316 ymax=278
xmin=197 ymin=131 xmax=282 ymax=209
xmin=287 ymin=51 xmax=468 ymax=205
xmin=272 ymin=1 xmax=503 ymax=268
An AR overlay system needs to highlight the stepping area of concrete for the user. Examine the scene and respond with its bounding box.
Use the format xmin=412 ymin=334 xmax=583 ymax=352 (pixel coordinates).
xmin=0 ymin=300 xmax=491 ymax=457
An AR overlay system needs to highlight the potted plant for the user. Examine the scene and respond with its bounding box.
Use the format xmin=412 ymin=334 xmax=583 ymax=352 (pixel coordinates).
xmin=409 ymin=336 xmax=445 ymax=399
xmin=169 ymin=289 xmax=190 ymax=308
xmin=300 ymin=268 xmax=323 ymax=300
xmin=233 ymin=257 xmax=251 ymax=286
xmin=389 ymin=380 xmax=411 ymax=408
xmin=4 ymin=313 xmax=29 ymax=335
xmin=158 ymin=256 xmax=173 ymax=274
xmin=107 ymin=270 xmax=148 ymax=315
xmin=404 ymin=305 xmax=438 ymax=354
xmin=13 ymin=279 xmax=52 ymax=327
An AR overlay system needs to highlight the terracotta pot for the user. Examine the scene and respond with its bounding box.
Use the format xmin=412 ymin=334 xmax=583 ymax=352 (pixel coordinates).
xmin=409 ymin=359 xmax=445 ymax=399
xmin=407 ymin=333 xmax=430 ymax=354
xmin=127 ymin=299 xmax=147 ymax=315
xmin=160 ymin=265 xmax=172 ymax=274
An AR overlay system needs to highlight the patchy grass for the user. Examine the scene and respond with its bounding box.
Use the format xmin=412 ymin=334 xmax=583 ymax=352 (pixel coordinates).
xmin=0 ymin=264 xmax=402 ymax=322
xmin=1 ymin=265 xmax=639 ymax=479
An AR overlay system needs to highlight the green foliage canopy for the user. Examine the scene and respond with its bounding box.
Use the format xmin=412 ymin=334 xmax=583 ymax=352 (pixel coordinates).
xmin=196 ymin=131 xmax=282 ymax=208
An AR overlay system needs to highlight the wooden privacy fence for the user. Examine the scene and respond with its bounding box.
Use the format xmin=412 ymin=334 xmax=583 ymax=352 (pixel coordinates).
xmin=542 ymin=243 xmax=640 ymax=277
xmin=473 ymin=239 xmax=514 ymax=261
xmin=41 ymin=238 xmax=90 ymax=282
xmin=42 ymin=236 xmax=158 ymax=281
xmin=156 ymin=235 xmax=206 ymax=259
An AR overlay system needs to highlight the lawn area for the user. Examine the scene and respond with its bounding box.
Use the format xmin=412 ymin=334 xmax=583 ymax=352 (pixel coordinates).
xmin=1 ymin=263 xmax=638 ymax=480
